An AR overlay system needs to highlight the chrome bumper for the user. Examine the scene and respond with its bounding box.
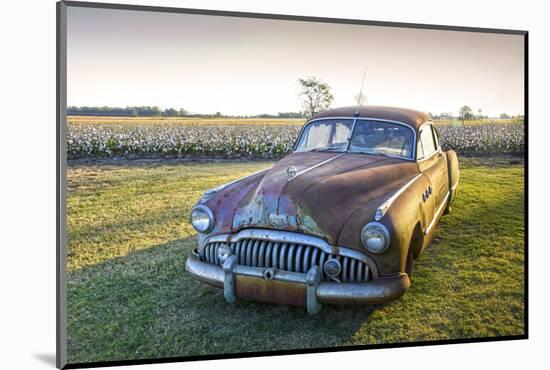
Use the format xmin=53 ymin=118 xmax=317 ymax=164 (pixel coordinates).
xmin=186 ymin=250 xmax=410 ymax=314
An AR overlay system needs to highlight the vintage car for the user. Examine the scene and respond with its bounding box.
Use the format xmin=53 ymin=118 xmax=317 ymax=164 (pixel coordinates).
xmin=186 ymin=106 xmax=459 ymax=314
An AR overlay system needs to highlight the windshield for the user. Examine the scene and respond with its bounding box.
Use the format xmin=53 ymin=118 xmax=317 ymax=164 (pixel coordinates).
xmin=295 ymin=118 xmax=414 ymax=159
xmin=348 ymin=120 xmax=414 ymax=159
xmin=295 ymin=119 xmax=353 ymax=152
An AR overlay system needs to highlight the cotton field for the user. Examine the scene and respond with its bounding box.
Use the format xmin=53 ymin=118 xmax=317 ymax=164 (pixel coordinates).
xmin=67 ymin=122 xmax=524 ymax=159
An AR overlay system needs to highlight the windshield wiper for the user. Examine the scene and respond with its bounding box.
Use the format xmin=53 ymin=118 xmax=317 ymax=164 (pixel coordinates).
xmin=353 ymin=150 xmax=392 ymax=158
xmin=310 ymin=148 xmax=344 ymax=152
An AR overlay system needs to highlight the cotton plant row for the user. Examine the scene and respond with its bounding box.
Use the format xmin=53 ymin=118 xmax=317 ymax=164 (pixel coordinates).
xmin=438 ymin=124 xmax=524 ymax=155
xmin=67 ymin=123 xmax=524 ymax=159
xmin=67 ymin=124 xmax=302 ymax=159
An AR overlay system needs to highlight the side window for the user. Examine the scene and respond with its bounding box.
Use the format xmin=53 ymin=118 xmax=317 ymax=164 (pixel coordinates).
xmin=417 ymin=137 xmax=424 ymax=159
xmin=418 ymin=125 xmax=437 ymax=160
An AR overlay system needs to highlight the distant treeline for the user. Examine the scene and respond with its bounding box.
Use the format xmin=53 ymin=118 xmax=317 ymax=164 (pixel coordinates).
xmin=67 ymin=106 xmax=523 ymax=120
xmin=429 ymin=112 xmax=524 ymax=120
xmin=67 ymin=106 xmax=306 ymax=119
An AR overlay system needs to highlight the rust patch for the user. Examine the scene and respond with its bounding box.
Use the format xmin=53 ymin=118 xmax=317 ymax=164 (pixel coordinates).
xmin=235 ymin=275 xmax=306 ymax=307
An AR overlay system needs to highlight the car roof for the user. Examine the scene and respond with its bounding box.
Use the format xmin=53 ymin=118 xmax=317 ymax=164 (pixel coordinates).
xmin=310 ymin=106 xmax=431 ymax=131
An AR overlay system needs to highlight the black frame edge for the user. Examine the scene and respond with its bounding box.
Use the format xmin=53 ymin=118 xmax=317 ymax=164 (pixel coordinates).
xmin=523 ymin=32 xmax=529 ymax=338
xmin=57 ymin=1 xmax=68 ymax=369
xmin=63 ymin=335 xmax=527 ymax=369
xmin=61 ymin=0 xmax=527 ymax=35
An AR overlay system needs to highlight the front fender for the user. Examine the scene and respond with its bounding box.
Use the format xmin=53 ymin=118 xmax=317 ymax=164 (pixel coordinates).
xmin=338 ymin=173 xmax=431 ymax=275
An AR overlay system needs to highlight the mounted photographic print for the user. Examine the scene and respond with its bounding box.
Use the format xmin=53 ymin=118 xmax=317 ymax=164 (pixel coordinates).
xmin=56 ymin=1 xmax=528 ymax=368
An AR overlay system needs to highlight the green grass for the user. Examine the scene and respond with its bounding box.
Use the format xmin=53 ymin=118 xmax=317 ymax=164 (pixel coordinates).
xmin=67 ymin=157 xmax=525 ymax=364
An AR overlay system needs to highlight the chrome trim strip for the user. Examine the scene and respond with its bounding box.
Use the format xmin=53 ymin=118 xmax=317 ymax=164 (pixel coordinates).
xmin=201 ymin=228 xmax=372 ymax=266
xmin=289 ymin=153 xmax=345 ymax=181
xmin=424 ymin=191 xmax=450 ymax=235
xmin=375 ymin=174 xmax=422 ymax=221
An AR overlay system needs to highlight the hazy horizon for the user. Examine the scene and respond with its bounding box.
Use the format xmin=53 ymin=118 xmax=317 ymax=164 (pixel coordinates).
xmin=67 ymin=7 xmax=525 ymax=117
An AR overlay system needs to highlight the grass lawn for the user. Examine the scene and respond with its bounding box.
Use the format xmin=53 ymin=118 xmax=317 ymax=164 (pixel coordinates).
xmin=66 ymin=157 xmax=525 ymax=364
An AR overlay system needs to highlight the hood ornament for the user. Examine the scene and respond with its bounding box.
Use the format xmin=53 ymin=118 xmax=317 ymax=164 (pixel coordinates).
xmin=287 ymin=166 xmax=297 ymax=179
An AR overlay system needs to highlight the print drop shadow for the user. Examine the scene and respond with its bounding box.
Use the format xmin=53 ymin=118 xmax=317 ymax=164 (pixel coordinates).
xmin=67 ymin=235 xmax=377 ymax=362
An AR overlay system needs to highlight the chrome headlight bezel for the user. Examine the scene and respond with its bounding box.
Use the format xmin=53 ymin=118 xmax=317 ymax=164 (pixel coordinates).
xmin=190 ymin=205 xmax=215 ymax=233
xmin=361 ymin=222 xmax=391 ymax=254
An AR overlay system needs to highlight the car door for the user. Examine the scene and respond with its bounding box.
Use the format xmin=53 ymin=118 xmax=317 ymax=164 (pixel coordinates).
xmin=417 ymin=123 xmax=449 ymax=215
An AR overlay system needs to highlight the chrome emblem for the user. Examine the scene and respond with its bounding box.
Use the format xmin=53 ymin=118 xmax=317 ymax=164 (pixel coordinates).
xmin=269 ymin=213 xmax=289 ymax=228
xmin=287 ymin=166 xmax=297 ymax=179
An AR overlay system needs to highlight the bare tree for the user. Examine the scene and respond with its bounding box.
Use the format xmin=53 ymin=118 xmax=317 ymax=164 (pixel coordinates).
xmin=459 ymin=105 xmax=473 ymax=125
xmin=297 ymin=77 xmax=334 ymax=118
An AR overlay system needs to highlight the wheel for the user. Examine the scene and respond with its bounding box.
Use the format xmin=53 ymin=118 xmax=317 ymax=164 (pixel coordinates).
xmin=405 ymin=246 xmax=414 ymax=277
xmin=443 ymin=202 xmax=452 ymax=215
xmin=411 ymin=226 xmax=424 ymax=260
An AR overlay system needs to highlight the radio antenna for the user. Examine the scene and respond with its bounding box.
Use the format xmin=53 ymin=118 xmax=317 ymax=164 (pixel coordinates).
xmin=357 ymin=66 xmax=367 ymax=106
xmin=354 ymin=66 xmax=367 ymax=116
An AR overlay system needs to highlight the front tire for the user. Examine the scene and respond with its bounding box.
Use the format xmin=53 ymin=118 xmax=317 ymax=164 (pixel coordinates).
xmin=405 ymin=246 xmax=414 ymax=277
xmin=444 ymin=201 xmax=452 ymax=215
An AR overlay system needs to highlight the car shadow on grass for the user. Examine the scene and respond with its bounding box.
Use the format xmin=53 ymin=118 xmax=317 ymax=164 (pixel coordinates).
xmin=67 ymin=236 xmax=376 ymax=364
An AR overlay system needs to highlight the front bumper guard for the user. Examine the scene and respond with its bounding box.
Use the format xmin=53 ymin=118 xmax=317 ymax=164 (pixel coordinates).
xmin=186 ymin=250 xmax=410 ymax=314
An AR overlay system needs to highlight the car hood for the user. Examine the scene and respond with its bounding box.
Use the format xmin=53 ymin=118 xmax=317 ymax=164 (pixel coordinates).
xmin=208 ymin=151 xmax=420 ymax=245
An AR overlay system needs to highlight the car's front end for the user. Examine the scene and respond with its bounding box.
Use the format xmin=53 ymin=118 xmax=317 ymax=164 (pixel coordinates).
xmin=186 ymin=226 xmax=410 ymax=314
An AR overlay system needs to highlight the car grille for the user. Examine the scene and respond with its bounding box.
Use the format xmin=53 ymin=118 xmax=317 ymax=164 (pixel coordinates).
xmin=200 ymin=238 xmax=373 ymax=282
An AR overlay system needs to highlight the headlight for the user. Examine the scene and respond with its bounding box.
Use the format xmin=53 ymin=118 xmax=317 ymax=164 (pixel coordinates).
xmin=361 ymin=222 xmax=390 ymax=254
xmin=190 ymin=205 xmax=214 ymax=233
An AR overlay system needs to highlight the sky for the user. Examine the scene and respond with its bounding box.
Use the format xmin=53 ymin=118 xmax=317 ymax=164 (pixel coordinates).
xmin=67 ymin=6 xmax=525 ymax=117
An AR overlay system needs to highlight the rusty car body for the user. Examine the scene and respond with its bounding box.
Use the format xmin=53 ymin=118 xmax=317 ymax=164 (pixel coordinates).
xmin=186 ymin=106 xmax=460 ymax=314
